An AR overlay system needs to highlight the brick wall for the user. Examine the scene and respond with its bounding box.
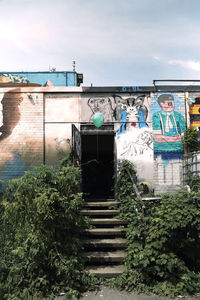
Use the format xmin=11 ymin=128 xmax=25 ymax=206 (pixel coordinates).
xmin=0 ymin=88 xmax=43 ymax=180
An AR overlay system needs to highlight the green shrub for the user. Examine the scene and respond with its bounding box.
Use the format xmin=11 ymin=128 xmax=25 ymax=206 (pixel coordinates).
xmin=107 ymin=160 xmax=200 ymax=298
xmin=184 ymin=128 xmax=200 ymax=153
xmin=0 ymin=162 xmax=93 ymax=299
xmin=185 ymin=171 xmax=200 ymax=192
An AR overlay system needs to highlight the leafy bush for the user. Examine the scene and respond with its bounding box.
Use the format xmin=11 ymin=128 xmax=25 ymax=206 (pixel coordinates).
xmin=184 ymin=128 xmax=200 ymax=153
xmin=107 ymin=160 xmax=200 ymax=298
xmin=0 ymin=161 xmax=94 ymax=299
xmin=185 ymin=170 xmax=200 ymax=192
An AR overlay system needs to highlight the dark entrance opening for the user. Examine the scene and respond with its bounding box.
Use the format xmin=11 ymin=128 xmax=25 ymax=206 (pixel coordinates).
xmin=81 ymin=134 xmax=114 ymax=199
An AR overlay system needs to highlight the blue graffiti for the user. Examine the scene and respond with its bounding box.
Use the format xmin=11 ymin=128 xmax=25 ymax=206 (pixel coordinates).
xmin=154 ymin=152 xmax=183 ymax=161
xmin=0 ymin=152 xmax=30 ymax=182
xmin=117 ymin=110 xmax=127 ymax=137
xmin=117 ymin=109 xmax=148 ymax=138
xmin=138 ymin=110 xmax=148 ymax=128
xmin=122 ymin=86 xmax=143 ymax=92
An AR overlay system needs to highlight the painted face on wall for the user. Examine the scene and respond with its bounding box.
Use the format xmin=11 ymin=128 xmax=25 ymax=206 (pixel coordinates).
xmin=117 ymin=99 xmax=127 ymax=111
xmin=159 ymin=100 xmax=175 ymax=113
xmin=126 ymin=105 xmax=139 ymax=122
xmin=88 ymin=98 xmax=107 ymax=113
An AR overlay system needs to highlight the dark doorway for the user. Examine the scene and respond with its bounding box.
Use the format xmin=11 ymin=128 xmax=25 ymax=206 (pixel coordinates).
xmin=81 ymin=134 xmax=114 ymax=199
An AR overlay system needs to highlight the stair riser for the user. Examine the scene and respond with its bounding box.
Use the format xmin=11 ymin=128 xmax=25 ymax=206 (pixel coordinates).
xmin=85 ymin=199 xmax=115 ymax=202
xmin=85 ymin=229 xmax=126 ymax=233
xmin=84 ymin=230 xmax=126 ymax=238
xmin=88 ymin=272 xmax=124 ymax=278
xmin=84 ymin=244 xmax=127 ymax=249
xmin=81 ymin=212 xmax=120 ymax=216
xmin=83 ymin=197 xmax=126 ymax=277
xmin=85 ymin=203 xmax=119 ymax=208
xmin=90 ymin=220 xmax=127 ymax=225
xmin=84 ymin=257 xmax=124 ymax=263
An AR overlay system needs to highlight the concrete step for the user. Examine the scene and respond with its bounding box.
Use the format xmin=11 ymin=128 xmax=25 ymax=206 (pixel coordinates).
xmin=82 ymin=250 xmax=125 ymax=263
xmin=81 ymin=209 xmax=120 ymax=216
xmin=84 ymin=228 xmax=126 ymax=236
xmin=84 ymin=201 xmax=119 ymax=207
xmin=90 ymin=218 xmax=127 ymax=225
xmin=86 ymin=265 xmax=126 ymax=278
xmin=86 ymin=198 xmax=115 ymax=202
xmin=83 ymin=238 xmax=127 ymax=248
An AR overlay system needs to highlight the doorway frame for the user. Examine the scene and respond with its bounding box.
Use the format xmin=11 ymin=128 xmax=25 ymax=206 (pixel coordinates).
xmin=80 ymin=124 xmax=117 ymax=198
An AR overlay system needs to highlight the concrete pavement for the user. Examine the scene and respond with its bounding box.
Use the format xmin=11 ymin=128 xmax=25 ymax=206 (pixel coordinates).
xmin=52 ymin=285 xmax=200 ymax=300
xmin=80 ymin=286 xmax=167 ymax=300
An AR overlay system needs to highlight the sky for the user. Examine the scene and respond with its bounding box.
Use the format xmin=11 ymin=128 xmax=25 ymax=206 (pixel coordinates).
xmin=1 ymin=0 xmax=200 ymax=87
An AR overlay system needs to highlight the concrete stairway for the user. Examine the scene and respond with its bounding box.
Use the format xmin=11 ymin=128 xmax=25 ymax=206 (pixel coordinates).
xmin=81 ymin=198 xmax=127 ymax=278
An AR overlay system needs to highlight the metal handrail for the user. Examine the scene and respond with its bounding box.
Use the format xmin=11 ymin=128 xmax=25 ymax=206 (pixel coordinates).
xmin=125 ymin=168 xmax=147 ymax=233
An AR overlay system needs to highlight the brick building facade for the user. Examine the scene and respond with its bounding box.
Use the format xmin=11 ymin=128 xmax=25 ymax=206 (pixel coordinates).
xmin=0 ymin=84 xmax=199 ymax=195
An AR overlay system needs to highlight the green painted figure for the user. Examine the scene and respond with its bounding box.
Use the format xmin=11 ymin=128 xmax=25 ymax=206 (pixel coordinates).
xmin=152 ymin=94 xmax=186 ymax=154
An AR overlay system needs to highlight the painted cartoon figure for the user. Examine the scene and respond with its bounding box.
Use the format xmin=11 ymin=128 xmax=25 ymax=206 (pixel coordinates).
xmin=152 ymin=94 xmax=186 ymax=154
xmin=126 ymin=97 xmax=148 ymax=130
xmin=116 ymin=95 xmax=148 ymax=137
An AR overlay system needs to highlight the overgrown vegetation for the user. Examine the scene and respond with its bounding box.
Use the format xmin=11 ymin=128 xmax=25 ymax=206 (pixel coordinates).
xmin=1 ymin=153 xmax=200 ymax=299
xmin=0 ymin=156 xmax=95 ymax=299
xmin=107 ymin=160 xmax=200 ymax=298
xmin=184 ymin=128 xmax=200 ymax=152
xmin=185 ymin=170 xmax=200 ymax=192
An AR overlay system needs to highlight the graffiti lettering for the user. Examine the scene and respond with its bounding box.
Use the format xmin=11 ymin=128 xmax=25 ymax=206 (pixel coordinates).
xmin=122 ymin=86 xmax=143 ymax=92
xmin=0 ymin=73 xmax=29 ymax=83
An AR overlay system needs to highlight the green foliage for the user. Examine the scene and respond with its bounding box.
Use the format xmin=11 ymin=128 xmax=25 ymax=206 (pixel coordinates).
xmin=185 ymin=171 xmax=200 ymax=192
xmin=0 ymin=161 xmax=93 ymax=299
xmin=116 ymin=160 xmax=139 ymax=222
xmin=107 ymin=160 xmax=200 ymax=298
xmin=184 ymin=128 xmax=200 ymax=152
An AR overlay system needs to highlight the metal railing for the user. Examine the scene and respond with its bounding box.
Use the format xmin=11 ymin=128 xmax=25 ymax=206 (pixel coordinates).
xmin=183 ymin=151 xmax=200 ymax=182
xmin=125 ymin=168 xmax=162 ymax=233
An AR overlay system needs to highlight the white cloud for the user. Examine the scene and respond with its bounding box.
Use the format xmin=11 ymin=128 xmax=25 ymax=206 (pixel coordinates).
xmin=153 ymin=55 xmax=161 ymax=62
xmin=168 ymin=59 xmax=200 ymax=71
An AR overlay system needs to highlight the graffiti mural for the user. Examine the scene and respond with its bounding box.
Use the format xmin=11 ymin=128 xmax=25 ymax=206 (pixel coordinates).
xmin=81 ymin=93 xmax=153 ymax=183
xmin=87 ymin=97 xmax=114 ymax=122
xmin=120 ymin=130 xmax=153 ymax=157
xmin=82 ymin=94 xmax=151 ymax=126
xmin=114 ymin=94 xmax=152 ymax=159
xmin=0 ymin=73 xmax=29 ymax=83
xmin=0 ymin=90 xmax=23 ymax=141
xmin=0 ymin=89 xmax=44 ymax=181
xmin=150 ymin=93 xmax=186 ymax=192
xmin=152 ymin=93 xmax=186 ymax=156
xmin=188 ymin=94 xmax=200 ymax=131
xmin=115 ymin=94 xmax=153 ymax=184
xmin=114 ymin=95 xmax=149 ymax=137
